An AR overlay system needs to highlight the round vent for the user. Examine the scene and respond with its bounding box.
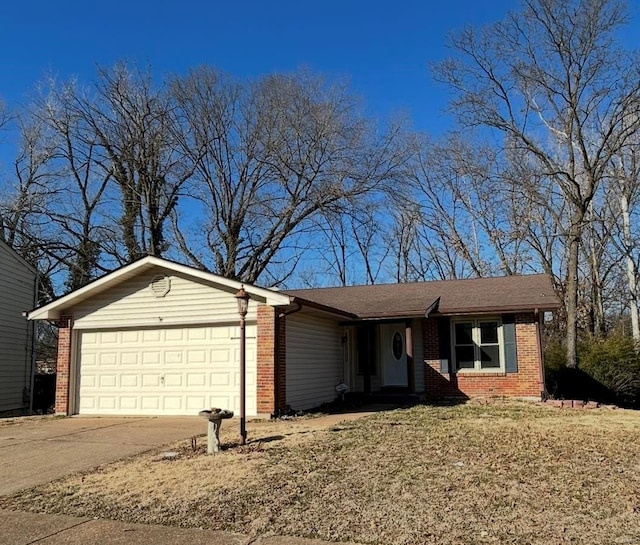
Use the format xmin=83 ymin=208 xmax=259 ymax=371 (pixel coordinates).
xmin=150 ymin=275 xmax=171 ymax=298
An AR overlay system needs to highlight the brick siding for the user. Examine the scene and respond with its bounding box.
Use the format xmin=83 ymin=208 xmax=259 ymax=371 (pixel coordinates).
xmin=423 ymin=313 xmax=543 ymax=399
xmin=256 ymin=305 xmax=286 ymax=415
xmin=55 ymin=315 xmax=73 ymax=414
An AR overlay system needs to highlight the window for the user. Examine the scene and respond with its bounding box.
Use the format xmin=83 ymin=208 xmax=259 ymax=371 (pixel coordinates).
xmin=392 ymin=331 xmax=403 ymax=360
xmin=452 ymin=318 xmax=503 ymax=371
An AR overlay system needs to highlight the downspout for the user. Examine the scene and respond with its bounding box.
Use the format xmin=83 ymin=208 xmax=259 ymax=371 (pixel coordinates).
xmin=278 ymin=302 xmax=302 ymax=319
xmin=275 ymin=302 xmax=302 ymax=415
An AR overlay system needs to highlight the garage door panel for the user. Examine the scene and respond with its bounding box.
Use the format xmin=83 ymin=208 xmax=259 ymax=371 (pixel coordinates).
xmin=122 ymin=330 xmax=140 ymax=343
xmin=165 ymin=329 xmax=185 ymax=342
xmin=188 ymin=328 xmax=207 ymax=341
xmin=211 ymin=372 xmax=230 ymax=386
xmin=143 ymin=330 xmax=161 ymax=342
xmin=82 ymin=332 xmax=98 ymax=345
xmin=98 ymin=352 xmax=117 ymax=366
xmin=165 ymin=351 xmax=183 ymax=364
xmin=142 ymin=351 xmax=161 ymax=365
xmin=163 ymin=397 xmax=184 ymax=411
xmin=210 ymin=348 xmax=231 ymax=362
xmin=164 ymin=373 xmax=182 ymax=387
xmin=81 ymin=375 xmax=96 ymax=388
xmin=78 ymin=326 xmax=256 ymax=416
xmin=98 ymin=375 xmax=117 ymax=388
xmin=120 ymin=374 xmax=138 ymax=387
xmin=121 ymin=352 xmax=139 ymax=366
xmin=98 ymin=397 xmax=117 ymax=409
xmin=141 ymin=397 xmax=160 ymax=410
xmin=119 ymin=397 xmax=137 ymax=410
xmin=187 ymin=397 xmax=206 ymax=410
xmin=142 ymin=374 xmax=160 ymax=387
xmin=101 ymin=332 xmax=119 ymax=344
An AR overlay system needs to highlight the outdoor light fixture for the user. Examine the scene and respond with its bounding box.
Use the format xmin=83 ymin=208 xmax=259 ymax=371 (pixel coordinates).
xmin=236 ymin=286 xmax=250 ymax=317
xmin=235 ymin=285 xmax=251 ymax=445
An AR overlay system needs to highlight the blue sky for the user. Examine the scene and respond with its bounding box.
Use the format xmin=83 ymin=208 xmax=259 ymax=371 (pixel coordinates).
xmin=1 ymin=1 xmax=639 ymax=140
xmin=0 ymin=0 xmax=526 ymax=136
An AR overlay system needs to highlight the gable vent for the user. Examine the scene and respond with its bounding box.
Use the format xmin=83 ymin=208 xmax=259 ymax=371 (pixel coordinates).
xmin=150 ymin=275 xmax=171 ymax=298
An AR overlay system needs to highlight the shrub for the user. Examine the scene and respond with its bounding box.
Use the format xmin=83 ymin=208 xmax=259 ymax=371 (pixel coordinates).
xmin=544 ymin=334 xmax=640 ymax=407
xmin=579 ymin=335 xmax=640 ymax=407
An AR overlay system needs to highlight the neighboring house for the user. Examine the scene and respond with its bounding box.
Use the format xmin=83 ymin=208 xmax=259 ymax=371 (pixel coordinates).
xmin=28 ymin=256 xmax=560 ymax=417
xmin=0 ymin=240 xmax=37 ymax=414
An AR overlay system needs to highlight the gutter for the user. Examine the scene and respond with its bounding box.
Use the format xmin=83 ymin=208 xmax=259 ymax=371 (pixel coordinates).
xmin=279 ymin=301 xmax=302 ymax=318
xmin=283 ymin=296 xmax=358 ymax=320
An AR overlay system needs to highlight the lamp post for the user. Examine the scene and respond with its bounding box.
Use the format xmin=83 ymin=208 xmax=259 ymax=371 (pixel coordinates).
xmin=235 ymin=285 xmax=250 ymax=445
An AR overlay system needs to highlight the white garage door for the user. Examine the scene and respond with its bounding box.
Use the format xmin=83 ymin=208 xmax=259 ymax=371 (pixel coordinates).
xmin=76 ymin=325 xmax=257 ymax=416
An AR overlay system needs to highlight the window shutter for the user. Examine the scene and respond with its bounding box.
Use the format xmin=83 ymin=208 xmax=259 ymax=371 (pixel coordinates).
xmin=503 ymin=315 xmax=518 ymax=373
xmin=437 ymin=318 xmax=451 ymax=373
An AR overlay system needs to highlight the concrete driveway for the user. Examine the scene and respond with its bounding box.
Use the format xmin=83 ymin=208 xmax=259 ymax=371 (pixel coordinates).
xmin=0 ymin=416 xmax=205 ymax=496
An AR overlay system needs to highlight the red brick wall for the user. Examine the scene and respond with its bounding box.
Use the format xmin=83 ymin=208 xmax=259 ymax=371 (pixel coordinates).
xmin=256 ymin=305 xmax=286 ymax=415
xmin=423 ymin=313 xmax=543 ymax=399
xmin=55 ymin=315 xmax=73 ymax=414
xmin=275 ymin=312 xmax=286 ymax=412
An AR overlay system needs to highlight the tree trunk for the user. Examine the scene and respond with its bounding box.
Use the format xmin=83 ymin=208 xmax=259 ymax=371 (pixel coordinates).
xmin=621 ymin=192 xmax=640 ymax=345
xmin=565 ymin=217 xmax=582 ymax=368
xmin=587 ymin=201 xmax=606 ymax=336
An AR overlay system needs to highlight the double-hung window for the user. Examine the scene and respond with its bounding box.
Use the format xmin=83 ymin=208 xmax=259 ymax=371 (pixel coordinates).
xmin=452 ymin=318 xmax=503 ymax=371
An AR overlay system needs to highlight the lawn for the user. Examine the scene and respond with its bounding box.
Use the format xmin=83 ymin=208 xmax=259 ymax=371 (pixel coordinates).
xmin=3 ymin=401 xmax=640 ymax=545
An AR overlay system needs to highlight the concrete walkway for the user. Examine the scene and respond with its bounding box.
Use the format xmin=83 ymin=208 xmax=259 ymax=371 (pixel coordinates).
xmin=0 ymin=509 xmax=362 ymax=545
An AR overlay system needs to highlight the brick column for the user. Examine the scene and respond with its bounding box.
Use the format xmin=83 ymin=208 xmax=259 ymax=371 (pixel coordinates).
xmin=55 ymin=315 xmax=73 ymax=415
xmin=257 ymin=305 xmax=286 ymax=415
xmin=275 ymin=313 xmax=286 ymax=413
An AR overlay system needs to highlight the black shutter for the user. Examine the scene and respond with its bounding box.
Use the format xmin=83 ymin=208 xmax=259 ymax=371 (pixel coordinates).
xmin=503 ymin=315 xmax=518 ymax=373
xmin=437 ymin=317 xmax=451 ymax=373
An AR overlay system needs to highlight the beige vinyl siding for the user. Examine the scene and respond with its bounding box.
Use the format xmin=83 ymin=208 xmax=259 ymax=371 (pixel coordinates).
xmin=0 ymin=243 xmax=36 ymax=412
xmin=412 ymin=318 xmax=425 ymax=393
xmin=71 ymin=268 xmax=257 ymax=329
xmin=285 ymin=311 xmax=342 ymax=411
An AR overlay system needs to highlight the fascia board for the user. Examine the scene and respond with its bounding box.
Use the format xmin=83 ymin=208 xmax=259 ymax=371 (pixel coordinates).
xmin=28 ymin=256 xmax=291 ymax=321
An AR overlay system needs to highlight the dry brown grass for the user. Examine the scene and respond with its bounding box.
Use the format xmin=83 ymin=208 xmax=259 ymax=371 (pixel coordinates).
xmin=4 ymin=401 xmax=640 ymax=545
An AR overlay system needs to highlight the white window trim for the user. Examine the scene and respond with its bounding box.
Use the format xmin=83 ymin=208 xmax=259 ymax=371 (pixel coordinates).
xmin=451 ymin=317 xmax=505 ymax=373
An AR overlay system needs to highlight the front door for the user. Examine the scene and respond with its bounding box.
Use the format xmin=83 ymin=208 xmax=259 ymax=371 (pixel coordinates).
xmin=380 ymin=323 xmax=408 ymax=387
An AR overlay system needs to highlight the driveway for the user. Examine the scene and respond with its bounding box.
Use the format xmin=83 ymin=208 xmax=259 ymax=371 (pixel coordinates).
xmin=0 ymin=416 xmax=205 ymax=496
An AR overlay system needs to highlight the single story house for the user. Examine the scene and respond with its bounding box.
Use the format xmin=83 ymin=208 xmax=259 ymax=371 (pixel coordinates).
xmin=0 ymin=240 xmax=37 ymax=414
xmin=28 ymin=256 xmax=560 ymax=416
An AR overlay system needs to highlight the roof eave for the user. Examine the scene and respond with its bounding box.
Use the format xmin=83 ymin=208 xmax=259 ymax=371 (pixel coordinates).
xmin=28 ymin=256 xmax=292 ymax=321
xmin=288 ymin=296 xmax=358 ymax=320
xmin=439 ymin=303 xmax=561 ymax=316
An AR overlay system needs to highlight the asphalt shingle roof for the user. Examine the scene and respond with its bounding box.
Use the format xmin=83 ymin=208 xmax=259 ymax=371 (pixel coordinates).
xmin=284 ymin=274 xmax=560 ymax=319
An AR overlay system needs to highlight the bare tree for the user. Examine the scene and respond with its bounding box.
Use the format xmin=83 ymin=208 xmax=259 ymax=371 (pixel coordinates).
xmin=52 ymin=64 xmax=193 ymax=263
xmin=434 ymin=0 xmax=640 ymax=366
xmin=312 ymin=198 xmax=392 ymax=286
xmin=170 ymin=67 xmax=408 ymax=283
xmin=0 ymin=115 xmax=53 ymax=252
xmin=0 ymin=111 xmax=61 ymax=300
xmin=31 ymin=81 xmax=115 ymax=291
xmin=607 ymin=118 xmax=640 ymax=343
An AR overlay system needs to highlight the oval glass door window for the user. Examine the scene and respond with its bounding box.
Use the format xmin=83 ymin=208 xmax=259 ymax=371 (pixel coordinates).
xmin=392 ymin=331 xmax=403 ymax=360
